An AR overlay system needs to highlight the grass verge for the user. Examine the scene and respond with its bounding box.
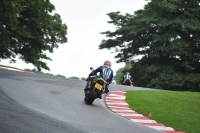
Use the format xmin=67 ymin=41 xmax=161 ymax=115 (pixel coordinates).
xmin=125 ymin=90 xmax=200 ymax=133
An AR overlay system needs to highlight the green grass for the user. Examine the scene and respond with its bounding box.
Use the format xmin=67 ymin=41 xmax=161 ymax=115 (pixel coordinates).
xmin=125 ymin=90 xmax=200 ymax=133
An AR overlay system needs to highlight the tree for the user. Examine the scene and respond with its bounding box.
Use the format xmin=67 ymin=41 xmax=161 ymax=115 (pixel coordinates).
xmin=99 ymin=0 xmax=200 ymax=91
xmin=0 ymin=0 xmax=67 ymax=71
xmin=114 ymin=68 xmax=124 ymax=84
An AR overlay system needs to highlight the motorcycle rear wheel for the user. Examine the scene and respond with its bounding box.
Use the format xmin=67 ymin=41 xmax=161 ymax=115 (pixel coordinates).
xmin=85 ymin=90 xmax=95 ymax=105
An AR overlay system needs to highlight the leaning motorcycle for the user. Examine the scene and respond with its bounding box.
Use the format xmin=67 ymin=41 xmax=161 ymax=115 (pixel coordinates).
xmin=84 ymin=68 xmax=106 ymax=105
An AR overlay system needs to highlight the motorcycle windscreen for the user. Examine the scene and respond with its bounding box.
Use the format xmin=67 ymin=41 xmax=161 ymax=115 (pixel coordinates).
xmin=94 ymin=83 xmax=103 ymax=91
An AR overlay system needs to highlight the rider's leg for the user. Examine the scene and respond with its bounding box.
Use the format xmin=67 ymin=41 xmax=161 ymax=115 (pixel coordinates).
xmin=104 ymin=82 xmax=110 ymax=93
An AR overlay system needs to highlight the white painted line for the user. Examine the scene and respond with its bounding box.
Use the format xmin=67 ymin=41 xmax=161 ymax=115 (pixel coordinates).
xmin=107 ymin=102 xmax=126 ymax=104
xmin=111 ymin=109 xmax=135 ymax=112
xmin=130 ymin=119 xmax=157 ymax=123
xmin=107 ymin=106 xmax=130 ymax=109
xmin=108 ymin=94 xmax=125 ymax=97
xmin=147 ymin=126 xmax=174 ymax=131
xmin=106 ymin=100 xmax=125 ymax=102
xmin=117 ymin=113 xmax=143 ymax=116
xmin=106 ymin=97 xmax=125 ymax=100
xmin=105 ymin=100 xmax=125 ymax=102
xmin=111 ymin=91 xmax=126 ymax=93
xmin=106 ymin=102 xmax=128 ymax=105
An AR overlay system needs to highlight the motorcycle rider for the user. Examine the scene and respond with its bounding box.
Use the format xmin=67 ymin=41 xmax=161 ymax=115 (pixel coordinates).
xmin=122 ymin=72 xmax=134 ymax=86
xmin=85 ymin=60 xmax=113 ymax=97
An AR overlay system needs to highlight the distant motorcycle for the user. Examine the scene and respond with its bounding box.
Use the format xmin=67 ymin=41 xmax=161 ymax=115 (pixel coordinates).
xmin=84 ymin=67 xmax=106 ymax=105
xmin=122 ymin=79 xmax=133 ymax=86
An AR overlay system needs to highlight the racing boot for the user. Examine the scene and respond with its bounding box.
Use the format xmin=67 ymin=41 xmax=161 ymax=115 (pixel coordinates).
xmin=98 ymin=94 xmax=102 ymax=99
xmin=104 ymin=88 xmax=109 ymax=94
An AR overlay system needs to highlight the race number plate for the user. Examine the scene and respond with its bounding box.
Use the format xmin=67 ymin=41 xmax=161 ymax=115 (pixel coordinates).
xmin=95 ymin=83 xmax=103 ymax=90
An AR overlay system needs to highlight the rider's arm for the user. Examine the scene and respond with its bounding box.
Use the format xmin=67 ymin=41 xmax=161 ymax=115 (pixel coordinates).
xmin=89 ymin=66 xmax=101 ymax=76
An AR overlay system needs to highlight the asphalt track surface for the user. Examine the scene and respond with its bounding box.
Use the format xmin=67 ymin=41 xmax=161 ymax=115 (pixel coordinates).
xmin=0 ymin=69 xmax=162 ymax=133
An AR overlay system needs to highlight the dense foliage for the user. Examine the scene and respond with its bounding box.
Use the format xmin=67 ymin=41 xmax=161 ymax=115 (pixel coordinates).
xmin=100 ymin=0 xmax=200 ymax=91
xmin=0 ymin=0 xmax=67 ymax=71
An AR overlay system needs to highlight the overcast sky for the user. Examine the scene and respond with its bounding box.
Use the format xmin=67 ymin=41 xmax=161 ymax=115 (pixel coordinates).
xmin=1 ymin=0 xmax=149 ymax=78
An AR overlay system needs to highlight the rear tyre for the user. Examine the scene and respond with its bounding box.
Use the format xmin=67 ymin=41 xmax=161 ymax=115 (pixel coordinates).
xmin=85 ymin=89 xmax=95 ymax=105
xmin=85 ymin=95 xmax=94 ymax=105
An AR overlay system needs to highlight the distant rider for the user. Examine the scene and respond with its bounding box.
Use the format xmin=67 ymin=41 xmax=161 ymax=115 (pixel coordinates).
xmin=122 ymin=72 xmax=134 ymax=86
xmin=85 ymin=60 xmax=113 ymax=95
